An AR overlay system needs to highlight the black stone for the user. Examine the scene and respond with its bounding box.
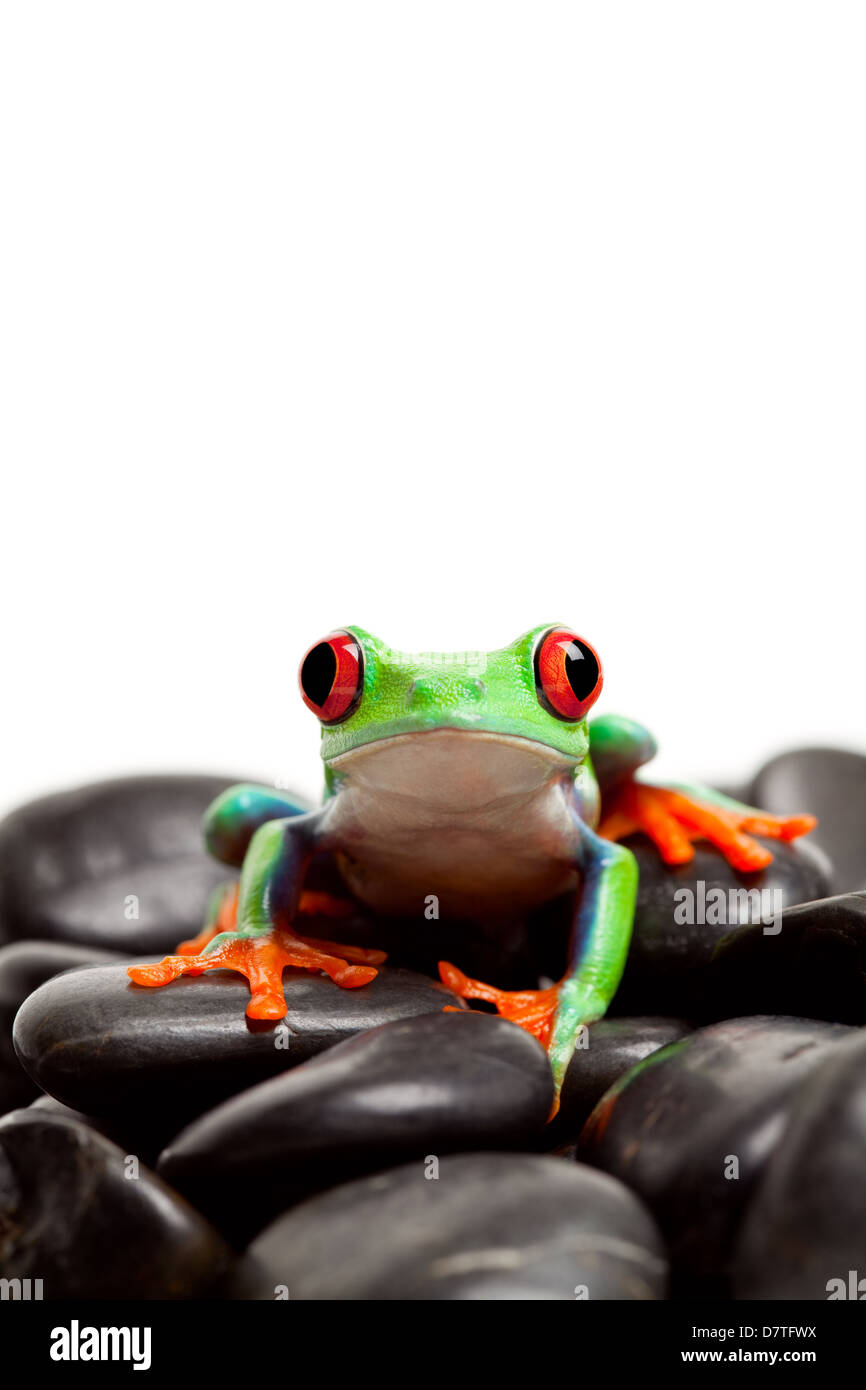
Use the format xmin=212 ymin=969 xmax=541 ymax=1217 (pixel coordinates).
xmin=0 ymin=940 xmax=130 ymax=1117
xmin=610 ymin=835 xmax=832 ymax=1017
xmin=732 ymin=1028 xmax=866 ymax=1300
xmin=233 ymin=1152 xmax=667 ymax=1300
xmin=0 ymin=1108 xmax=232 ymax=1299
xmin=12 ymin=962 xmax=459 ymax=1132
xmin=28 ymin=1095 xmax=168 ymax=1170
xmin=159 ymin=1011 xmax=553 ymax=1241
xmin=0 ymin=774 xmax=262 ymax=952
xmin=546 ymin=1016 xmax=693 ymax=1145
xmin=750 ymin=747 xmax=866 ymax=893
xmin=577 ymin=1015 xmax=851 ymax=1294
xmin=698 ymin=892 xmax=866 ymax=1025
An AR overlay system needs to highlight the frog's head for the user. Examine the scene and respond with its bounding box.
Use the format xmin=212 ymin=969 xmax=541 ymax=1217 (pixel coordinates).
xmin=298 ymin=625 xmax=603 ymax=804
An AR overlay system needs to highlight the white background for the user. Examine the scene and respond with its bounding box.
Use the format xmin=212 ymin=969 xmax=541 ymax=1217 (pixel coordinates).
xmin=1 ymin=2 xmax=863 ymax=815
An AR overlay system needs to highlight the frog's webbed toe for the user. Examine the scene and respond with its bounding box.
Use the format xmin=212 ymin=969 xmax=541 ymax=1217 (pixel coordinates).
xmin=438 ymin=961 xmax=561 ymax=1047
xmin=128 ymin=927 xmax=386 ymax=1021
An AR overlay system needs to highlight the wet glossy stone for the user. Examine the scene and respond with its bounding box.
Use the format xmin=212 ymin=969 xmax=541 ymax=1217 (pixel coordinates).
xmin=0 ymin=1108 xmax=232 ymax=1298
xmin=234 ymin=1152 xmax=668 ymax=1300
xmin=13 ymin=962 xmax=459 ymax=1131
xmin=548 ymin=1016 xmax=693 ymax=1144
xmin=0 ymin=940 xmax=129 ymax=1116
xmin=750 ymin=747 xmax=866 ymax=893
xmin=698 ymin=892 xmax=866 ymax=1024
xmin=732 ymin=1028 xmax=866 ymax=1300
xmin=578 ymin=1015 xmax=851 ymax=1294
xmin=0 ymin=774 xmax=259 ymax=952
xmin=159 ymin=1011 xmax=553 ymax=1240
xmin=610 ymin=836 xmax=832 ymax=1017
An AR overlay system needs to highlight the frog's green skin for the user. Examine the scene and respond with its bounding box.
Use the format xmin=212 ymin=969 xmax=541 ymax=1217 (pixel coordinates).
xmin=200 ymin=624 xmax=663 ymax=1092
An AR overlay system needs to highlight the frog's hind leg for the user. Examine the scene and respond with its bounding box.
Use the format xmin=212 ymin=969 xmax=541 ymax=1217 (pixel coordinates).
xmin=599 ymin=781 xmax=816 ymax=872
xmin=203 ymin=784 xmax=312 ymax=867
xmin=589 ymin=714 xmax=657 ymax=793
xmin=590 ymin=716 xmax=816 ymax=871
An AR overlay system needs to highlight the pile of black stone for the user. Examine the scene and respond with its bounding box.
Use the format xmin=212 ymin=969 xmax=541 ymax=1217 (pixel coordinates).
xmin=0 ymin=752 xmax=864 ymax=1301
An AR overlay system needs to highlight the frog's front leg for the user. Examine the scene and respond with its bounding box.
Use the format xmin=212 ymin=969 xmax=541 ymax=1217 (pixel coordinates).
xmin=128 ymin=811 xmax=386 ymax=1020
xmin=439 ymin=813 xmax=638 ymax=1109
xmin=546 ymin=818 xmax=638 ymax=1095
xmin=174 ymin=786 xmax=357 ymax=956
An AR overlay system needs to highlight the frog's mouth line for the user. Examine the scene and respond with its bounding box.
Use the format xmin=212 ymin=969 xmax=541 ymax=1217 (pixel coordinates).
xmin=327 ymin=728 xmax=577 ymax=811
xmin=329 ymin=727 xmax=575 ymax=761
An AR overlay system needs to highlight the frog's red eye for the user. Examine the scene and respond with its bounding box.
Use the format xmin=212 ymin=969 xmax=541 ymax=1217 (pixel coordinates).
xmin=299 ymin=631 xmax=363 ymax=723
xmin=534 ymin=628 xmax=602 ymax=721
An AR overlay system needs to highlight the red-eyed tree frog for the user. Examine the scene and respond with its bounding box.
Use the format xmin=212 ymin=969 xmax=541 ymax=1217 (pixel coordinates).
xmin=128 ymin=625 xmax=816 ymax=1103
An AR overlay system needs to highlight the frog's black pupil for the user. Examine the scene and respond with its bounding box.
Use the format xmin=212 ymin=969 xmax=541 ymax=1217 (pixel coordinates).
xmin=301 ymin=642 xmax=337 ymax=708
xmin=563 ymin=639 xmax=599 ymax=702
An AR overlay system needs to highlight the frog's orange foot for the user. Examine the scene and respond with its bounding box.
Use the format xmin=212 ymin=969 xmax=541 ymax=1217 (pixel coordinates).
xmin=598 ymin=783 xmax=817 ymax=874
xmin=128 ymin=927 xmax=387 ymax=1021
xmin=438 ymin=960 xmax=561 ymax=1048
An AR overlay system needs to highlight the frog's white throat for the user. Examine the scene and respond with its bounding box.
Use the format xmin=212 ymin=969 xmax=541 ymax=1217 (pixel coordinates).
xmin=324 ymin=728 xmax=582 ymax=919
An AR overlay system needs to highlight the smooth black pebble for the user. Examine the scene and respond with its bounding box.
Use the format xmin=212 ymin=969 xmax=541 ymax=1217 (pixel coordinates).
xmin=547 ymin=1016 xmax=693 ymax=1145
xmin=0 ymin=774 xmax=260 ymax=952
xmin=0 ymin=1109 xmax=232 ymax=1298
xmin=578 ymin=1015 xmax=851 ymax=1294
xmin=611 ymin=836 xmax=832 ymax=1016
xmin=13 ymin=962 xmax=459 ymax=1130
xmin=232 ymin=1152 xmax=667 ymax=1300
xmin=0 ymin=940 xmax=131 ymax=1116
xmin=158 ymin=1011 xmax=553 ymax=1241
xmin=698 ymin=892 xmax=866 ymax=1024
xmin=750 ymin=747 xmax=866 ymax=893
xmin=732 ymin=1027 xmax=866 ymax=1299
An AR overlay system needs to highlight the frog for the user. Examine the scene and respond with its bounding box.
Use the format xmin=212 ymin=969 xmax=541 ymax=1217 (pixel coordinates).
xmin=128 ymin=624 xmax=816 ymax=1103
